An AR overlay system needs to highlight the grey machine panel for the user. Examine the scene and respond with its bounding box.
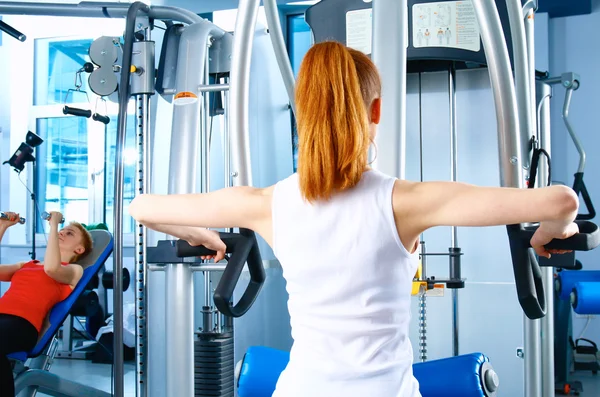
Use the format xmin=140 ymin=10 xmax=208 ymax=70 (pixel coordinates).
xmin=305 ymin=0 xmax=517 ymax=72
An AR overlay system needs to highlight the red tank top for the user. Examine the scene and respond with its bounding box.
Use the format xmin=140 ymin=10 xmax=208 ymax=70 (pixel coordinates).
xmin=0 ymin=261 xmax=73 ymax=332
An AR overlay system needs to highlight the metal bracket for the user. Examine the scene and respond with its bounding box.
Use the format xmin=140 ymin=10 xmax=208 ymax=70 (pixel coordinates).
xmin=522 ymin=0 xmax=538 ymax=15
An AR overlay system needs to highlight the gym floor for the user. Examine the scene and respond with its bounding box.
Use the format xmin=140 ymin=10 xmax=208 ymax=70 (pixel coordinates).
xmin=36 ymin=358 xmax=600 ymax=397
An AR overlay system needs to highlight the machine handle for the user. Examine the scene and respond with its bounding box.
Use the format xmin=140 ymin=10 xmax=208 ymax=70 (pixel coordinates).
xmin=0 ymin=212 xmax=26 ymax=224
xmin=63 ymin=106 xmax=92 ymax=118
xmin=507 ymin=224 xmax=546 ymax=319
xmin=175 ymin=232 xmax=241 ymax=257
xmin=573 ymin=172 xmax=595 ymax=221
xmin=176 ymin=229 xmax=265 ymax=318
xmin=523 ymin=220 xmax=599 ymax=251
xmin=0 ymin=20 xmax=26 ymax=42
xmin=507 ymin=220 xmax=600 ymax=319
xmin=92 ymin=113 xmax=111 ymax=125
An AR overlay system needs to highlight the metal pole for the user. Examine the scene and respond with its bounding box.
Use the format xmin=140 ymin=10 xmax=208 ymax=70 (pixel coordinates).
xmin=537 ymin=79 xmax=555 ymax=397
xmin=224 ymin=76 xmax=231 ymax=191
xmin=470 ymin=0 xmax=523 ymax=188
xmin=524 ymin=7 xmax=537 ymax=144
xmin=506 ymin=0 xmax=534 ymax=171
xmin=449 ymin=64 xmax=459 ymax=357
xmin=135 ymin=92 xmax=151 ymax=397
xmin=563 ymin=86 xmax=585 ymax=173
xmin=472 ymin=2 xmax=535 ymax=393
xmin=229 ymin=0 xmax=260 ymax=188
xmin=372 ymin=0 xmax=408 ymax=178
xmin=165 ymin=20 xmax=220 ymax=397
xmin=525 ymin=8 xmax=551 ymax=397
xmin=204 ymin=43 xmax=212 ymax=195
xmin=203 ymin=44 xmax=213 ymax=331
xmin=113 ymin=4 xmax=150 ymax=397
xmin=0 ymin=2 xmax=205 ymax=25
xmin=263 ymin=0 xmax=296 ymax=114
xmin=31 ymin=159 xmax=37 ymax=260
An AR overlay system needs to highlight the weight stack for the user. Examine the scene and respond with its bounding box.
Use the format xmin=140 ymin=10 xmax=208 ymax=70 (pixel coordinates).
xmin=195 ymin=331 xmax=235 ymax=397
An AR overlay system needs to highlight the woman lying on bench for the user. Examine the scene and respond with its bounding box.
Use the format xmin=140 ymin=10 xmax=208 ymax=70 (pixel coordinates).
xmin=0 ymin=211 xmax=93 ymax=397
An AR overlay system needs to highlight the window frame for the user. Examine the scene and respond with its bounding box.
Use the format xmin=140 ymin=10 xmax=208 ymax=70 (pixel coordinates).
xmin=29 ymin=101 xmax=136 ymax=248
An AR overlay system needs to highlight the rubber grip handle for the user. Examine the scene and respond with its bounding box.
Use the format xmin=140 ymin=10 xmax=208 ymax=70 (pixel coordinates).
xmin=0 ymin=20 xmax=26 ymax=42
xmin=507 ymin=220 xmax=600 ymax=319
xmin=507 ymin=224 xmax=546 ymax=319
xmin=63 ymin=106 xmax=92 ymax=118
xmin=175 ymin=233 xmax=242 ymax=257
xmin=573 ymin=173 xmax=596 ymax=221
xmin=92 ymin=113 xmax=111 ymax=125
xmin=214 ymin=229 xmax=265 ymax=318
xmin=175 ymin=230 xmax=265 ymax=318
xmin=523 ymin=220 xmax=600 ymax=251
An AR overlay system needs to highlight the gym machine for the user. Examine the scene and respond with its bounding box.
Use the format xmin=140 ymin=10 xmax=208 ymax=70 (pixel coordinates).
xmin=535 ymin=72 xmax=599 ymax=395
xmin=0 ymin=2 xmax=266 ymax=397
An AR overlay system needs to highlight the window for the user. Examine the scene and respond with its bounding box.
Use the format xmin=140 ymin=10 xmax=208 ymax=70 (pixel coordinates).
xmin=34 ymin=38 xmax=94 ymax=106
xmin=32 ymin=34 xmax=137 ymax=239
xmin=286 ymin=14 xmax=312 ymax=172
xmin=35 ymin=116 xmax=89 ymax=232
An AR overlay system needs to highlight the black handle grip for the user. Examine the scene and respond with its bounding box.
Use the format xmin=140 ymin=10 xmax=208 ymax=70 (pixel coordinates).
xmin=573 ymin=173 xmax=596 ymax=221
xmin=63 ymin=106 xmax=92 ymax=118
xmin=175 ymin=233 xmax=241 ymax=257
xmin=507 ymin=224 xmax=546 ymax=319
xmin=0 ymin=20 xmax=26 ymax=42
xmin=176 ymin=230 xmax=265 ymax=318
xmin=507 ymin=220 xmax=600 ymax=319
xmin=92 ymin=113 xmax=111 ymax=125
xmin=522 ymin=220 xmax=600 ymax=251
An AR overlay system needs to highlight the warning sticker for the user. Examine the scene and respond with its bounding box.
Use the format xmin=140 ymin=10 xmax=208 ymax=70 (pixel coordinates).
xmin=346 ymin=8 xmax=373 ymax=55
xmin=412 ymin=1 xmax=481 ymax=52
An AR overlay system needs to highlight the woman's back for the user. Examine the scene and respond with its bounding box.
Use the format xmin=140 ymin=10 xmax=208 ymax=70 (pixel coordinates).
xmin=271 ymin=169 xmax=421 ymax=397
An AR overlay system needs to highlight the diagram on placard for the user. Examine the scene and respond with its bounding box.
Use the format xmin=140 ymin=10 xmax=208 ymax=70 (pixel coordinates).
xmin=412 ymin=1 xmax=480 ymax=53
xmin=424 ymin=29 xmax=431 ymax=45
xmin=435 ymin=4 xmax=451 ymax=27
xmin=415 ymin=7 xmax=431 ymax=28
xmin=445 ymin=27 xmax=452 ymax=45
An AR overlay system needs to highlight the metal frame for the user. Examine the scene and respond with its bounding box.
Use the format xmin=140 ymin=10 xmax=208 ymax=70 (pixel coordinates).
xmin=536 ymin=79 xmax=555 ymax=397
xmin=371 ymin=0 xmax=408 ymax=179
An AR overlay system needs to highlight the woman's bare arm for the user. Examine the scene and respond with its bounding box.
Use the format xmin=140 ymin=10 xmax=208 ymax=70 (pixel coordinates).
xmin=393 ymin=181 xmax=579 ymax=256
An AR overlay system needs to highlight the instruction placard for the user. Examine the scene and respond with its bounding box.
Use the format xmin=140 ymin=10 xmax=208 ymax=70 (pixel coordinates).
xmin=412 ymin=1 xmax=481 ymax=52
xmin=346 ymin=8 xmax=373 ymax=55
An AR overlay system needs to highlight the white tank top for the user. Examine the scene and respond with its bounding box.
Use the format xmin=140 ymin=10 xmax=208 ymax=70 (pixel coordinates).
xmin=271 ymin=170 xmax=421 ymax=397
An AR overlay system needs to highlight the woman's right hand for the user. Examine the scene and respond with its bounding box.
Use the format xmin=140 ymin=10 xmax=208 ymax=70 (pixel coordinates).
xmin=530 ymin=220 xmax=580 ymax=258
xmin=47 ymin=211 xmax=64 ymax=226
xmin=0 ymin=212 xmax=21 ymax=228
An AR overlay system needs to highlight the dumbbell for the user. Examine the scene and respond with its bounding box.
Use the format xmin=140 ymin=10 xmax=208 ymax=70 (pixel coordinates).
xmin=42 ymin=211 xmax=65 ymax=224
xmin=0 ymin=212 xmax=26 ymax=224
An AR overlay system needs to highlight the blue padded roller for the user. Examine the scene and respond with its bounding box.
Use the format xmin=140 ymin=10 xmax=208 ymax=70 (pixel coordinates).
xmin=237 ymin=346 xmax=290 ymax=397
xmin=556 ymin=271 xmax=600 ymax=301
xmin=571 ymin=282 xmax=600 ymax=315
xmin=237 ymin=346 xmax=499 ymax=397
xmin=414 ymin=353 xmax=499 ymax=397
